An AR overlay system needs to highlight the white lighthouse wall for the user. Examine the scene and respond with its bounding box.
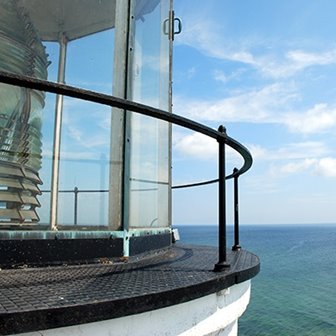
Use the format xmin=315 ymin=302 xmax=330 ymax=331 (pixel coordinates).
xmin=15 ymin=280 xmax=251 ymax=336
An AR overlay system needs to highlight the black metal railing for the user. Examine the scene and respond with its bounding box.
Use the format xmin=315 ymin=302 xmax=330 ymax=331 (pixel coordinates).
xmin=0 ymin=71 xmax=253 ymax=271
xmin=40 ymin=187 xmax=109 ymax=226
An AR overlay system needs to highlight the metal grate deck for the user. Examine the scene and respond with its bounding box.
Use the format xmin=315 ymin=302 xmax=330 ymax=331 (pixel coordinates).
xmin=0 ymin=245 xmax=259 ymax=335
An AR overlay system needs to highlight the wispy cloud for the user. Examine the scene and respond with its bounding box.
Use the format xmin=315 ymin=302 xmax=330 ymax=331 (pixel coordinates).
xmin=213 ymin=68 xmax=246 ymax=83
xmin=283 ymin=104 xmax=336 ymax=134
xmin=173 ymin=1 xmax=336 ymax=223
xmin=245 ymin=155 xmax=336 ymax=196
xmin=173 ymin=83 xmax=298 ymax=123
xmin=174 ymin=132 xmax=216 ymax=160
xmin=42 ymin=149 xmax=105 ymax=162
xmin=173 ymin=131 xmax=241 ymax=162
xmin=65 ymin=124 xmax=109 ymax=149
xmin=174 ymin=130 xmax=330 ymax=170
xmin=252 ymin=49 xmax=336 ymax=79
xmin=177 ymin=16 xmax=336 ymax=79
xmin=174 ymin=84 xmax=336 ymax=135
xmin=287 ymin=49 xmax=336 ymax=69
xmin=315 ymin=157 xmax=336 ymax=177
xmin=275 ymin=159 xmax=317 ymax=175
xmin=61 ymin=99 xmax=111 ymax=149
xmin=248 ymin=141 xmax=335 ymax=177
xmin=273 ymin=157 xmax=336 ymax=178
xmin=187 ymin=67 xmax=197 ymax=79
xmin=268 ymin=141 xmax=329 ymax=161
xmin=180 ymin=138 xmax=336 ymax=178
xmin=177 ymin=18 xmax=255 ymax=66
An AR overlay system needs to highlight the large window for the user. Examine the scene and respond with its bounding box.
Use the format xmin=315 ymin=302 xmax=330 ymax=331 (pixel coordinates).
xmin=127 ymin=0 xmax=172 ymax=228
xmin=0 ymin=0 xmax=172 ymax=232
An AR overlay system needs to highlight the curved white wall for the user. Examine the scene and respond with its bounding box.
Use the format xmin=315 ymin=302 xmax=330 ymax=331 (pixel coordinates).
xmin=17 ymin=280 xmax=251 ymax=336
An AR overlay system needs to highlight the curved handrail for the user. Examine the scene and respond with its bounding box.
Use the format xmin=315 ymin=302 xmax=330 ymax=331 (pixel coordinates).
xmin=172 ymin=178 xmax=219 ymax=189
xmin=0 ymin=70 xmax=253 ymax=271
xmin=0 ymin=71 xmax=252 ymax=180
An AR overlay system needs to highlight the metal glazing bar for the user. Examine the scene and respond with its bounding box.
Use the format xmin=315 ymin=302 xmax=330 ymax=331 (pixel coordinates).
xmin=41 ymin=189 xmax=109 ymax=193
xmin=50 ymin=34 xmax=67 ymax=230
xmin=214 ymin=125 xmax=230 ymax=271
xmin=74 ymin=187 xmax=78 ymax=226
xmin=129 ymin=178 xmax=169 ymax=185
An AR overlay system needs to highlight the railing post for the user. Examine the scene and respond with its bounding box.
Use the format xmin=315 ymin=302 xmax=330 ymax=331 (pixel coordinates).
xmin=74 ymin=186 xmax=78 ymax=225
xmin=214 ymin=125 xmax=230 ymax=271
xmin=232 ymin=168 xmax=241 ymax=251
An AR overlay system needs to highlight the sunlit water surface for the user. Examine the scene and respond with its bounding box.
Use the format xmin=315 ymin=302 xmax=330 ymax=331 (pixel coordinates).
xmin=176 ymin=224 xmax=336 ymax=336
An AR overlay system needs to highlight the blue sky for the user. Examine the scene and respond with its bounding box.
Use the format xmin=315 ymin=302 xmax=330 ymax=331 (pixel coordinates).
xmin=35 ymin=1 xmax=336 ymax=226
xmin=172 ymin=0 xmax=336 ymax=225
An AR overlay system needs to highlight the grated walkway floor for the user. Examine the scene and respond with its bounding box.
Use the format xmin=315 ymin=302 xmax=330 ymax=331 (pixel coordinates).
xmin=0 ymin=245 xmax=259 ymax=335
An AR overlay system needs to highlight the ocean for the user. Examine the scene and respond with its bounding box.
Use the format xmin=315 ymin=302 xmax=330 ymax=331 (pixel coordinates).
xmin=176 ymin=224 xmax=336 ymax=336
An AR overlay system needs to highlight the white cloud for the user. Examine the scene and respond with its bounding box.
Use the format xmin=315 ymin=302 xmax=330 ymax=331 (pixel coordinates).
xmin=274 ymin=142 xmax=330 ymax=160
xmin=287 ymin=49 xmax=336 ymax=68
xmin=187 ymin=67 xmax=197 ymax=79
xmin=176 ymin=15 xmax=336 ymax=79
xmin=174 ymin=16 xmax=336 ymax=135
xmin=253 ymin=49 xmax=336 ymax=78
xmin=42 ymin=149 xmax=104 ymax=161
xmin=174 ymin=84 xmax=336 ymax=135
xmin=283 ymin=104 xmax=336 ymax=134
xmin=245 ymin=174 xmax=282 ymax=195
xmin=213 ymin=69 xmax=246 ymax=83
xmin=176 ymin=18 xmax=256 ymax=66
xmin=245 ymin=141 xmax=334 ymax=179
xmin=315 ymin=157 xmax=336 ymax=177
xmin=65 ymin=123 xmax=109 ymax=149
xmin=173 ymin=83 xmax=298 ymax=124
xmin=245 ymin=155 xmax=336 ymax=198
xmin=274 ymin=157 xmax=336 ymax=178
xmin=277 ymin=159 xmax=317 ymax=175
xmin=68 ymin=126 xmax=82 ymax=142
xmin=174 ymin=136 xmax=330 ymax=175
xmin=60 ymin=99 xmax=112 ymax=148
xmin=174 ymin=132 xmax=217 ymax=160
xmin=213 ymin=70 xmax=228 ymax=83
xmin=174 ymin=131 xmax=242 ymax=162
xmin=98 ymin=114 xmax=111 ymax=131
xmin=248 ymin=144 xmax=268 ymax=160
xmin=248 ymin=141 xmax=329 ymax=162
xmin=141 ymin=54 xmax=169 ymax=75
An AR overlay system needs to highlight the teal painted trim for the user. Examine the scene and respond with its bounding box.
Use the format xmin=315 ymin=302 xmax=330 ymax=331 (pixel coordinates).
xmin=127 ymin=228 xmax=171 ymax=237
xmin=0 ymin=228 xmax=170 ymax=240
xmin=0 ymin=230 xmax=124 ymax=240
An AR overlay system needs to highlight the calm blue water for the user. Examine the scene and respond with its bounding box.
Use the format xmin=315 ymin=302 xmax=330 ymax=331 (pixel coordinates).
xmin=176 ymin=224 xmax=336 ymax=336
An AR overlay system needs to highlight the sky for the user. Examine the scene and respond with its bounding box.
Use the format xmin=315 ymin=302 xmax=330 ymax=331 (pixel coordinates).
xmin=171 ymin=0 xmax=336 ymax=225
xmin=27 ymin=0 xmax=336 ymax=226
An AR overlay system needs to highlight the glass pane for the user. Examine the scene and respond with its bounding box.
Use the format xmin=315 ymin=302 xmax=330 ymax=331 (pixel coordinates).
xmin=128 ymin=0 xmax=171 ymax=228
xmin=0 ymin=0 xmax=172 ymax=232
xmin=0 ymin=85 xmax=117 ymax=230
xmin=0 ymin=1 xmax=116 ymax=91
xmin=0 ymin=1 xmax=118 ymax=229
xmin=66 ymin=29 xmax=114 ymax=93
xmin=56 ymin=98 xmax=111 ymax=228
xmin=38 ymin=92 xmax=112 ymax=229
xmin=0 ymin=1 xmax=49 ymax=80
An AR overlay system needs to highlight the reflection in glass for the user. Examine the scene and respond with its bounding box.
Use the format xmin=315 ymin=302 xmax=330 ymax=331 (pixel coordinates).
xmin=0 ymin=1 xmax=49 ymax=224
xmin=128 ymin=0 xmax=171 ymax=228
xmin=0 ymin=0 xmax=172 ymax=233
